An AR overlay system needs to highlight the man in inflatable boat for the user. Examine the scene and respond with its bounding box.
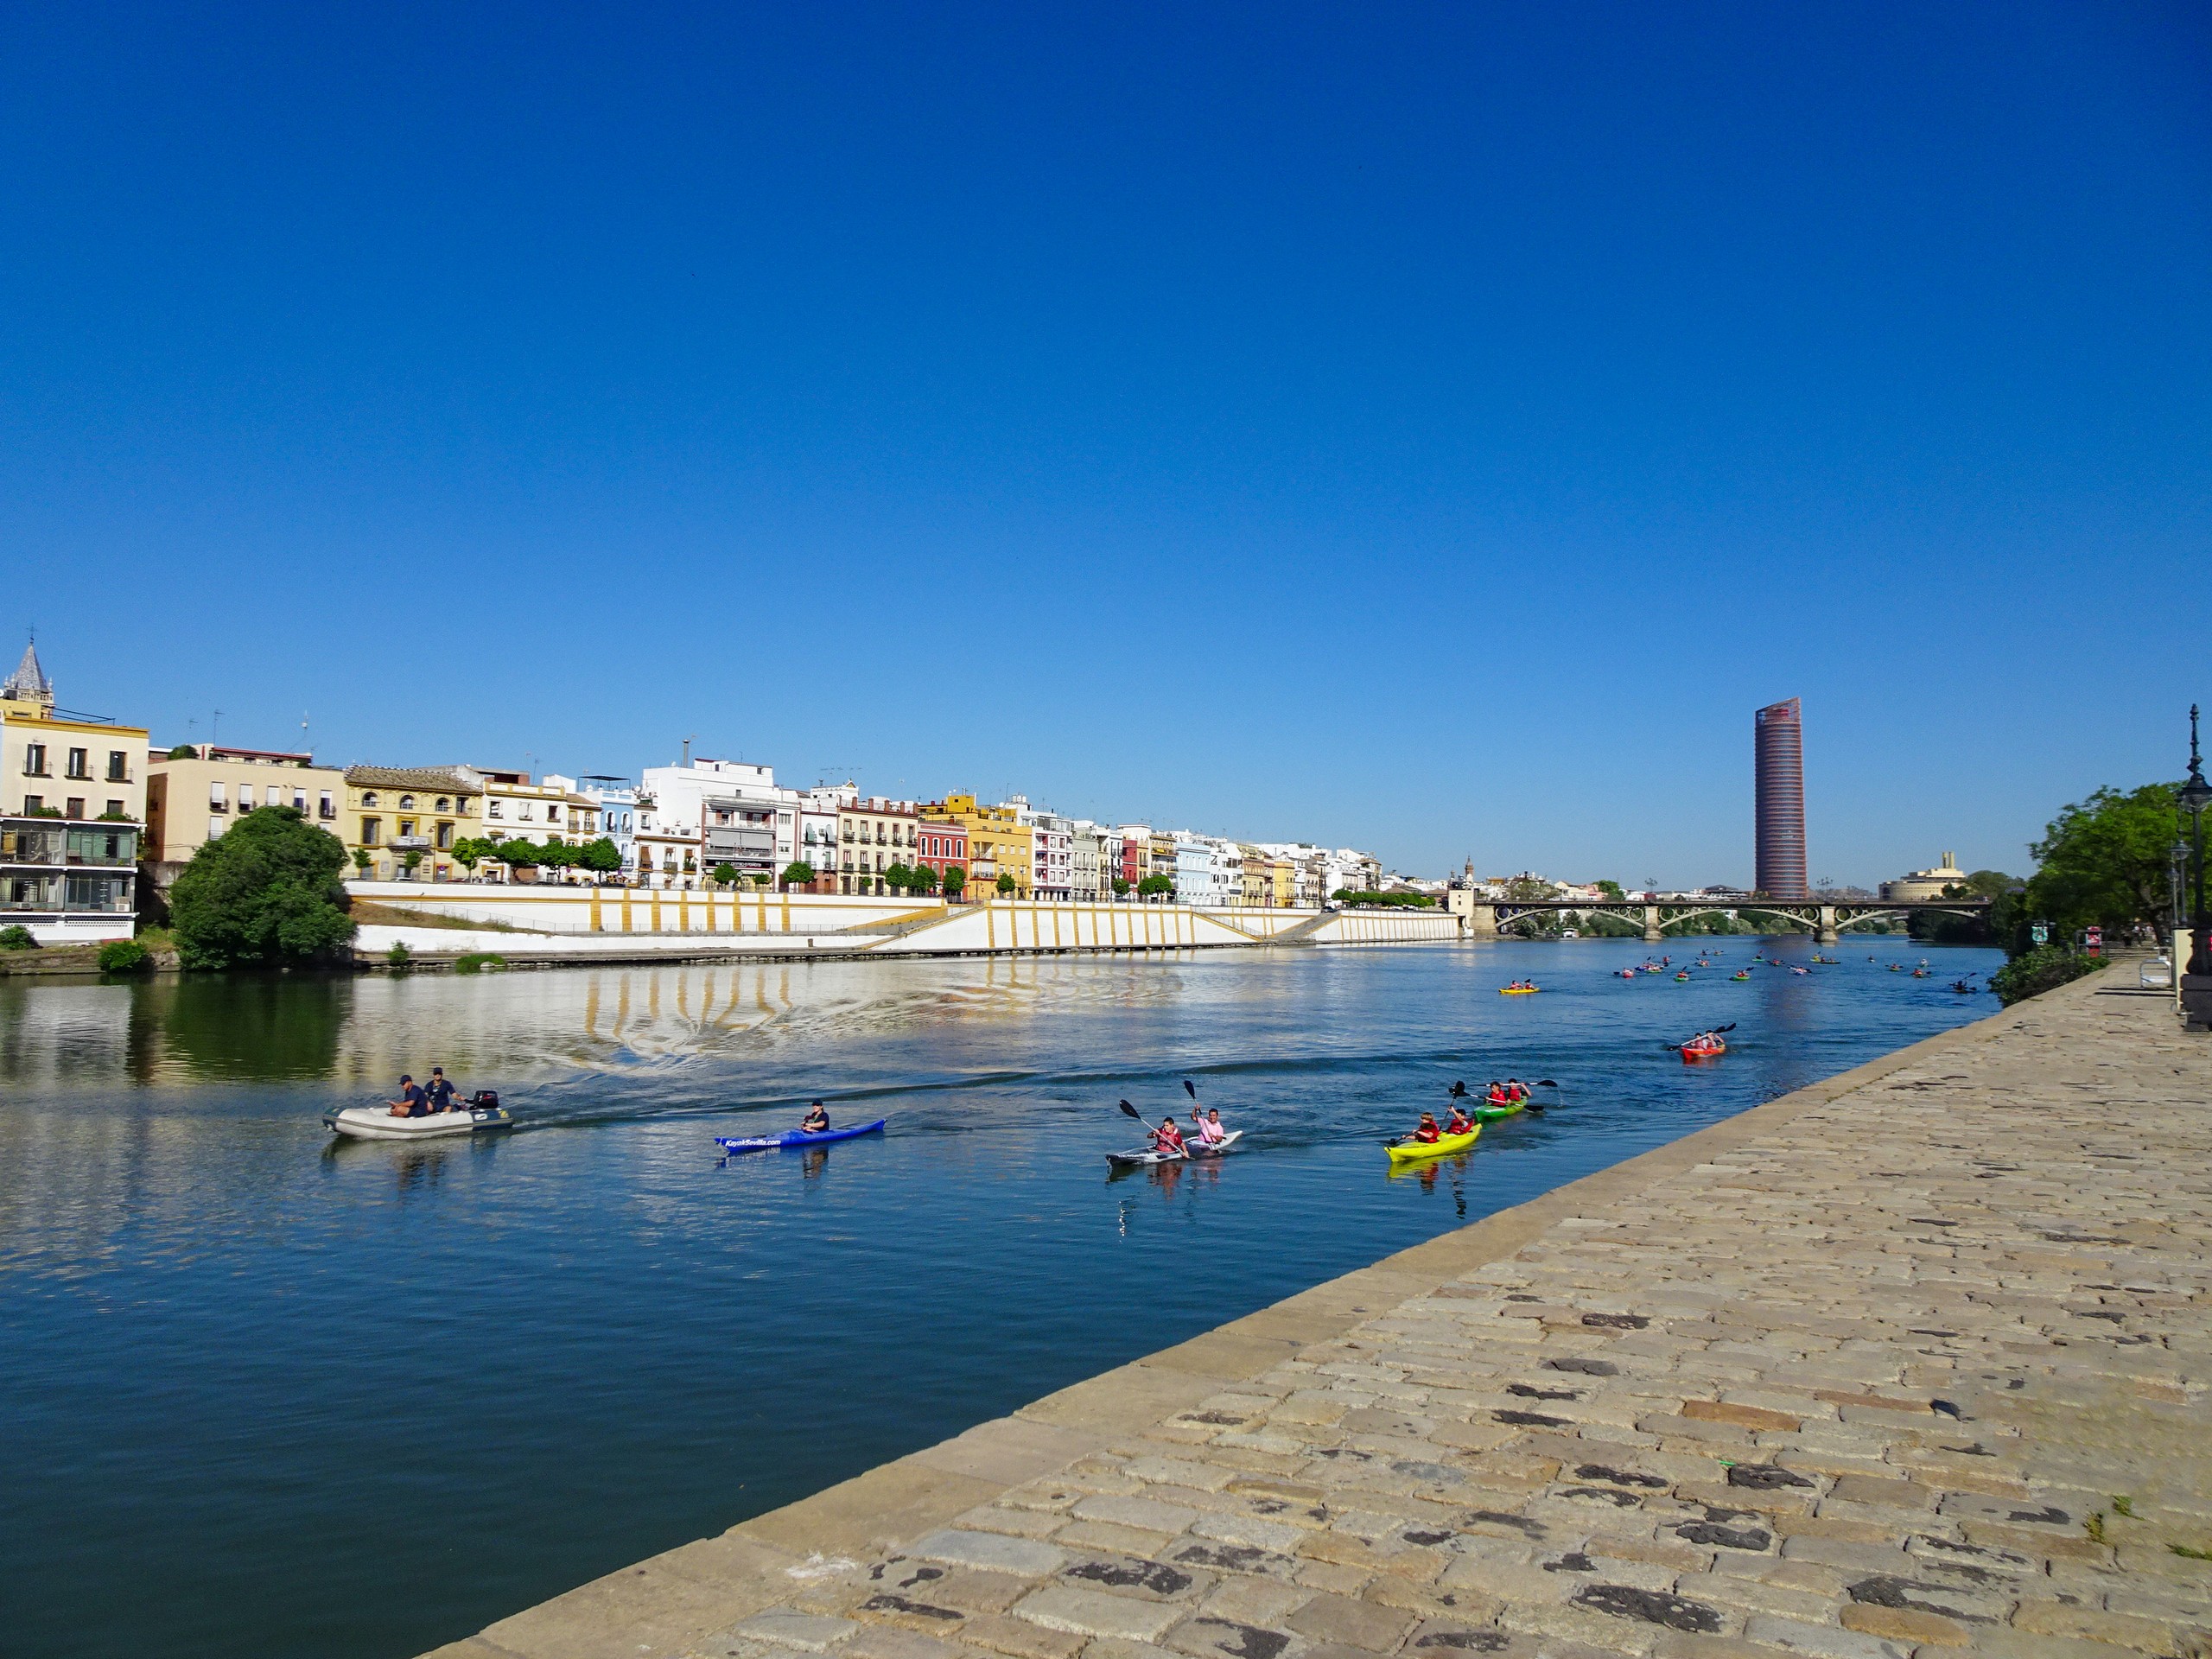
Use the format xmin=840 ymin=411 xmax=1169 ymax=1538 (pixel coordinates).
xmin=386 ymin=1066 xmax=468 ymax=1117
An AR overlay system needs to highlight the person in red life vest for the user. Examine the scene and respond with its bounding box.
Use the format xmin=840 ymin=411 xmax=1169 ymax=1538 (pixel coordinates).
xmin=1506 ymin=1077 xmax=1528 ymax=1103
xmin=1487 ymin=1081 xmax=1510 ymax=1107
xmin=1411 ymin=1111 xmax=1442 ymax=1144
xmin=1444 ymin=1103 xmax=1474 ymax=1135
xmin=1153 ymin=1117 xmax=1186 ymax=1157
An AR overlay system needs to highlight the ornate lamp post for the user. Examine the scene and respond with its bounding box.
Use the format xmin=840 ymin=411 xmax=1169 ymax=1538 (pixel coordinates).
xmin=2181 ymin=705 xmax=2212 ymax=1029
xmin=2174 ymin=840 xmax=2193 ymax=943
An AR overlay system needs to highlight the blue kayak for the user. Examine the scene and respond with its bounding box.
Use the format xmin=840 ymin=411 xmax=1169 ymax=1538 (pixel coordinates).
xmin=716 ymin=1118 xmax=887 ymax=1154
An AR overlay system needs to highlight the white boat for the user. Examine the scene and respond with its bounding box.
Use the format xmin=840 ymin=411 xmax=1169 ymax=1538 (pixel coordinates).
xmin=323 ymin=1095 xmax=514 ymax=1141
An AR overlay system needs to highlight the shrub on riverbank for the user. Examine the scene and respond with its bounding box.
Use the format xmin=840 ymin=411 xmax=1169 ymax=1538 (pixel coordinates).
xmin=97 ymin=939 xmax=152 ymax=974
xmin=453 ymin=952 xmax=509 ymax=974
xmin=0 ymin=925 xmax=35 ymax=950
xmin=1990 ymin=946 xmax=2107 ymax=1006
xmin=170 ymin=808 xmax=355 ymax=970
xmin=1333 ymin=890 xmax=1435 ymax=908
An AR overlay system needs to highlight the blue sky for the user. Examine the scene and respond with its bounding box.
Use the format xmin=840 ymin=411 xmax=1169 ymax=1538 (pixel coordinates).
xmin=3 ymin=3 xmax=2206 ymax=886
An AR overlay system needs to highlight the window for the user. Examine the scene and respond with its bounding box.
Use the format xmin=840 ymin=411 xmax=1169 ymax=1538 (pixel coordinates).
xmin=399 ymin=794 xmax=416 ymax=810
xmin=65 ymin=874 xmax=130 ymax=913
xmin=66 ymin=798 xmax=85 ymax=820
xmin=105 ymin=800 xmax=123 ymax=818
xmin=398 ymin=819 xmax=416 ymax=840
xmin=22 ymin=793 xmax=43 ymax=814
xmin=66 ymin=748 xmax=89 ymax=779
xmin=23 ymin=743 xmax=47 ymax=776
xmin=292 ymin=791 xmax=306 ymax=811
xmin=360 ymin=791 xmax=379 ymax=807
xmin=318 ymin=791 xmax=335 ymax=819
xmin=435 ymin=797 xmax=450 ymax=812
xmin=209 ymin=817 xmax=225 ymax=841
xmin=435 ymin=823 xmax=452 ymax=849
xmin=209 ymin=782 xmax=228 ymax=810
xmin=263 ymin=785 xmax=279 ymax=807
xmin=486 ymin=800 xmax=502 ymax=819
xmin=107 ymin=751 xmax=129 ymax=782
xmin=519 ymin=804 xmax=533 ymax=822
xmin=361 ymin=818 xmax=381 ymax=846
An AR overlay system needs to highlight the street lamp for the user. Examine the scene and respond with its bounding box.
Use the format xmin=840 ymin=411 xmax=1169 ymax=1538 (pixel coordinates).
xmin=2181 ymin=704 xmax=2212 ymax=1026
xmin=2173 ymin=840 xmax=2193 ymax=940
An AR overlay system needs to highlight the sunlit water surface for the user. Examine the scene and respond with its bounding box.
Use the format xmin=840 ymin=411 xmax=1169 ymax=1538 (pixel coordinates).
xmin=0 ymin=936 xmax=2001 ymax=1659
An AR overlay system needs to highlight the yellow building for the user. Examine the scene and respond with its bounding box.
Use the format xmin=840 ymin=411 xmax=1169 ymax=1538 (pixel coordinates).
xmin=146 ymin=746 xmax=347 ymax=869
xmin=0 ymin=642 xmax=148 ymax=943
xmin=938 ymin=792 xmax=1031 ymax=898
xmin=341 ymin=766 xmax=483 ymax=882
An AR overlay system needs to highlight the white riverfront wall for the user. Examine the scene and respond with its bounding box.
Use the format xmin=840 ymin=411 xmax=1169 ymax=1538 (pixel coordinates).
xmin=344 ymin=883 xmax=1466 ymax=961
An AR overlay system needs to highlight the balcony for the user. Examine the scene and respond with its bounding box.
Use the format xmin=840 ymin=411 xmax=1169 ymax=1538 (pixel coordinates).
xmin=389 ymin=836 xmax=434 ymax=850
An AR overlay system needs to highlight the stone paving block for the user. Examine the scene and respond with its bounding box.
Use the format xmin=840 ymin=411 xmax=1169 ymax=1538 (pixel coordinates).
xmin=912 ymin=1532 xmax=1070 ymax=1577
xmin=1010 ymin=1585 xmax=1185 ymax=1643
xmin=1737 ymin=1614 xmax=1909 ymax=1658
xmin=734 ymin=1611 xmax=862 ymax=1651
xmin=956 ymin=1613 xmax=1086 ymax=1659
xmin=1284 ymin=1592 xmax=1419 ymax=1651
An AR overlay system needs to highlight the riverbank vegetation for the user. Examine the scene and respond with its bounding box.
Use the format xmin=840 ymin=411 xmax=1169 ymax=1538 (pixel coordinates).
xmin=169 ymin=807 xmax=355 ymax=970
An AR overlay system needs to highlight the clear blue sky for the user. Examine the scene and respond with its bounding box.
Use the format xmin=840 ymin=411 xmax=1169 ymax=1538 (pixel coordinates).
xmin=3 ymin=3 xmax=2206 ymax=887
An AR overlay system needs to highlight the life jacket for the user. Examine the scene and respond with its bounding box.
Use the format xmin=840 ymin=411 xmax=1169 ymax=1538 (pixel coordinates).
xmin=1414 ymin=1124 xmax=1440 ymax=1142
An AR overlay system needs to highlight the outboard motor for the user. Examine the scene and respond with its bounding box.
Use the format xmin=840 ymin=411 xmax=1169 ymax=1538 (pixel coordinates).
xmin=471 ymin=1090 xmax=500 ymax=1109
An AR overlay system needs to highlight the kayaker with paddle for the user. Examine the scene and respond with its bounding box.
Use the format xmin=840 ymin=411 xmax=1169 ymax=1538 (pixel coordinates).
xmin=798 ymin=1100 xmax=830 ymax=1134
xmin=1445 ymin=1103 xmax=1474 ymax=1135
xmin=1153 ymin=1116 xmax=1187 ymax=1158
xmin=1486 ymin=1081 xmax=1509 ymax=1107
xmin=1410 ymin=1111 xmax=1442 ymax=1145
xmin=1191 ymin=1108 xmax=1229 ymax=1147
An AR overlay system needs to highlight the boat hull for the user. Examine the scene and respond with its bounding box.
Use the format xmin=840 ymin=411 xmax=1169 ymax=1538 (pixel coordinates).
xmin=1107 ymin=1130 xmax=1243 ymax=1166
xmin=1385 ymin=1126 xmax=1480 ymax=1163
xmin=716 ymin=1119 xmax=887 ymax=1154
xmin=324 ymin=1105 xmax=514 ymax=1141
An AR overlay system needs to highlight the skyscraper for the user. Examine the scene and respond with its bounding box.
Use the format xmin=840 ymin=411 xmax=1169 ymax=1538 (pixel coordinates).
xmin=1754 ymin=698 xmax=1807 ymax=899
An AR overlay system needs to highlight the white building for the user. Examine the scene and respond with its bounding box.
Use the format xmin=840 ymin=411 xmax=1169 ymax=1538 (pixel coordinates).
xmin=1069 ymin=820 xmax=1107 ymax=902
xmin=797 ymin=783 xmax=856 ymax=889
xmin=561 ymin=775 xmax=639 ymax=880
xmin=636 ymin=758 xmax=798 ymax=888
xmin=1171 ymin=834 xmax=1243 ymax=907
xmin=1033 ymin=810 xmax=1073 ymax=901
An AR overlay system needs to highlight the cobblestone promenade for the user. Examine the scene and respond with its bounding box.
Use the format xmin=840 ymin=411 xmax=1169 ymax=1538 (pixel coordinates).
xmin=433 ymin=974 xmax=2211 ymax=1659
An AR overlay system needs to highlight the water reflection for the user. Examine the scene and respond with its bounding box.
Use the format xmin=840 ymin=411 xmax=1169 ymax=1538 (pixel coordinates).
xmin=1 ymin=938 xmax=2005 ymax=1659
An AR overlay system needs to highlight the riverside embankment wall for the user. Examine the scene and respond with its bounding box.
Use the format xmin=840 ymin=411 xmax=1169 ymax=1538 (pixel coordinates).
xmin=346 ymin=883 xmax=1465 ymax=963
xmin=423 ymin=969 xmax=2212 ymax=1659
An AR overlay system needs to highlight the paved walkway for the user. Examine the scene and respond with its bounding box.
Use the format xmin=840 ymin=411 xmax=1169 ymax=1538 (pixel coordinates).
xmin=431 ymin=974 xmax=2211 ymax=1659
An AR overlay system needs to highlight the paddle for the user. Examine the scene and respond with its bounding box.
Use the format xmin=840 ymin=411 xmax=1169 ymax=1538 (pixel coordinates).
xmin=1183 ymin=1079 xmax=1198 ymax=1100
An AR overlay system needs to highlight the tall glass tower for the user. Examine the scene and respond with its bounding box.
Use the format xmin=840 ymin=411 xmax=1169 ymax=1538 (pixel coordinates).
xmin=1754 ymin=698 xmax=1807 ymax=899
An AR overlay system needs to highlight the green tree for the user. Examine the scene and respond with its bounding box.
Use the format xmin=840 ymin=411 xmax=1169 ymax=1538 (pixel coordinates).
xmin=711 ymin=862 xmax=740 ymax=888
xmin=942 ymin=864 xmax=966 ymax=899
xmin=995 ymin=871 xmax=1016 ymax=894
xmin=908 ymin=863 xmax=938 ymax=894
xmin=782 ymin=861 xmax=816 ymax=889
xmin=575 ymin=838 xmax=622 ymax=877
xmin=400 ymin=849 xmax=423 ymax=877
xmin=351 ymin=846 xmax=373 ymax=877
xmin=1138 ymin=873 xmax=1174 ymax=899
xmin=885 ymin=861 xmax=914 ymax=893
xmin=450 ymin=837 xmax=485 ymax=875
xmin=0 ymin=924 xmax=37 ymax=950
xmin=167 ymin=744 xmax=197 ymax=760
xmin=1595 ymin=879 xmax=1626 ymax=901
xmin=496 ymin=838 xmax=542 ymax=870
xmin=170 ymin=806 xmax=356 ymax=969
xmin=1111 ymin=876 xmax=1131 ymax=897
xmin=2018 ymin=783 xmax=2183 ymax=947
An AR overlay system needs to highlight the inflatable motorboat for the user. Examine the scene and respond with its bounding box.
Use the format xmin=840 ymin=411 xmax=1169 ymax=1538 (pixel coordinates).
xmin=324 ymin=1091 xmax=512 ymax=1141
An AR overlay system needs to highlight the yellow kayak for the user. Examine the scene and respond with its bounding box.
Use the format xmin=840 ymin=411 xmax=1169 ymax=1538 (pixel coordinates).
xmin=1498 ymin=987 xmax=1540 ymax=995
xmin=1385 ymin=1126 xmax=1481 ymax=1163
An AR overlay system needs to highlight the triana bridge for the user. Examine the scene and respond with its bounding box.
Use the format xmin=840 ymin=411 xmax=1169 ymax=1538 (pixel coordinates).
xmin=1450 ymin=894 xmax=1990 ymax=944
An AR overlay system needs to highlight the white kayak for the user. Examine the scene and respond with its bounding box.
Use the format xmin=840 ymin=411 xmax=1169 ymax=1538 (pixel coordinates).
xmin=1106 ymin=1129 xmax=1242 ymax=1167
xmin=323 ymin=1098 xmax=514 ymax=1141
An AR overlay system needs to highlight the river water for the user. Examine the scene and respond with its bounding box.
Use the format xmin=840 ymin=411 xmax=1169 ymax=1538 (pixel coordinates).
xmin=0 ymin=934 xmax=2002 ymax=1659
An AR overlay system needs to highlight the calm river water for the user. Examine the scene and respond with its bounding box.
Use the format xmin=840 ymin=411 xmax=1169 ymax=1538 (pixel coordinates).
xmin=0 ymin=934 xmax=2002 ymax=1659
